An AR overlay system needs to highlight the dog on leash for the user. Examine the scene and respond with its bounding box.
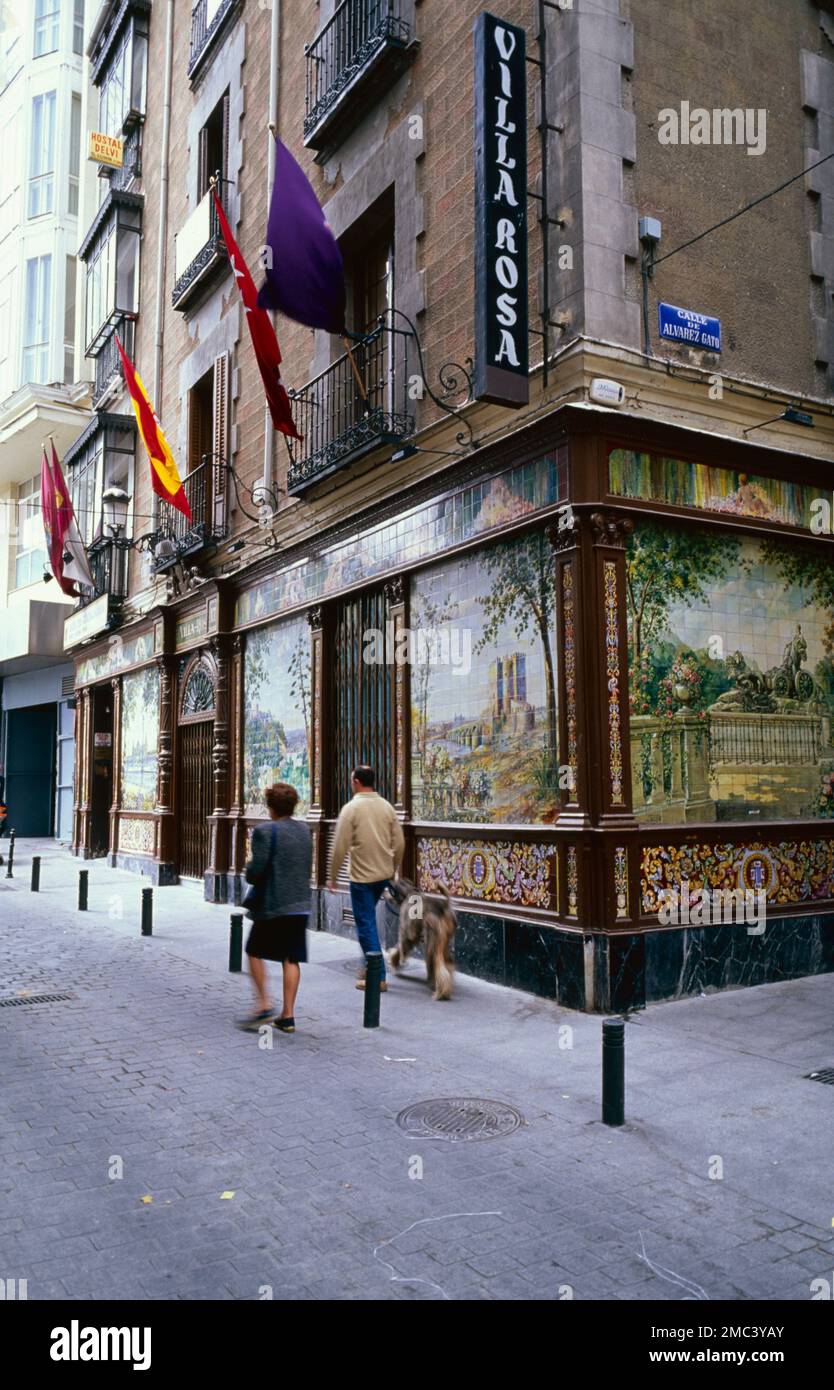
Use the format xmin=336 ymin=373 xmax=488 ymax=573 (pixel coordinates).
xmin=384 ymin=878 xmax=457 ymax=1000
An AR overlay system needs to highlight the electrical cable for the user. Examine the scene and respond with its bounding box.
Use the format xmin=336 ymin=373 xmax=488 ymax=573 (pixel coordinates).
xmin=653 ymin=150 xmax=834 ymax=266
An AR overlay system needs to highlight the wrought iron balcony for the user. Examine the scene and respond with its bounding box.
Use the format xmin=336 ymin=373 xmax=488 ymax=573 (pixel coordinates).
xmin=172 ymin=181 xmax=228 ymax=310
xmin=92 ymin=318 xmax=134 ymax=409
xmin=152 ymin=457 xmax=227 ymax=568
xmin=189 ymin=0 xmax=240 ymax=82
xmin=304 ymin=0 xmax=417 ymax=154
xmin=101 ymin=122 xmax=143 ymax=194
xmin=84 ymin=537 xmax=129 ymax=606
xmin=286 ymin=318 xmax=415 ymax=495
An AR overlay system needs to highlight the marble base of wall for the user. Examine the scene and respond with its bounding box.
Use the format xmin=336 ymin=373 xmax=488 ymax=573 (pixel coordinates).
xmin=109 ymin=852 xmax=179 ymax=885
xmin=597 ymin=916 xmax=834 ymax=1013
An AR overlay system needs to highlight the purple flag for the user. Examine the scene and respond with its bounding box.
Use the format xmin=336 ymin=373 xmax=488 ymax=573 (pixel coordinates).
xmin=257 ymin=136 xmax=346 ymax=335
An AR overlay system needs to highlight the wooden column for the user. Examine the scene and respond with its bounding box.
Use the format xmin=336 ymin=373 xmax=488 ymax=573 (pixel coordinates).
xmin=155 ymin=653 xmax=177 ymax=872
xmin=306 ymin=605 xmax=326 ymax=885
xmin=74 ymin=686 xmax=92 ymax=856
xmin=228 ymin=632 xmax=246 ymax=886
xmin=108 ymin=676 xmax=122 ymax=861
xmin=207 ymin=634 xmax=231 ymax=893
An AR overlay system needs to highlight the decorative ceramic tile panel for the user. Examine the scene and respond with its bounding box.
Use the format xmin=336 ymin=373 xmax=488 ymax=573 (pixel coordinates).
xmin=235 ymin=453 xmax=567 ymax=628
xmin=118 ymin=817 xmax=155 ymax=855
xmin=410 ymin=532 xmax=559 ymax=825
xmin=120 ymin=668 xmax=159 ymax=811
xmin=627 ymin=520 xmax=834 ymax=823
xmin=244 ymin=618 xmax=311 ymax=815
xmin=417 ymin=837 xmax=557 ymax=909
xmin=641 ymin=839 xmax=834 ymax=913
xmin=609 ymin=449 xmax=818 ymax=529
xmin=614 ymin=845 xmax=629 ymax=918
xmin=603 ymin=560 xmax=624 ymax=804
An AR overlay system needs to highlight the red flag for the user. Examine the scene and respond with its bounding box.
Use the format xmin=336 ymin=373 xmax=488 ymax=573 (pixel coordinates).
xmin=211 ymin=187 xmax=301 ymax=440
xmin=40 ymin=447 xmax=76 ymax=596
xmin=51 ymin=441 xmax=94 ymax=592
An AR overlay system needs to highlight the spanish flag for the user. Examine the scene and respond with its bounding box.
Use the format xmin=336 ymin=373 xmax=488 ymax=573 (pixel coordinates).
xmin=115 ymin=335 xmax=192 ymax=522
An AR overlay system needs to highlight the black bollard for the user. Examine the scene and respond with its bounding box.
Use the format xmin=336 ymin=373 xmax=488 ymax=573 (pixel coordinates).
xmin=5 ymin=829 xmax=15 ymax=878
xmin=363 ymin=951 xmax=383 ymax=1029
xmin=229 ymin=913 xmax=243 ymax=973
xmin=30 ymin=856 xmax=41 ymax=892
xmin=602 ymin=1017 xmax=625 ymax=1127
xmin=78 ymin=869 xmax=88 ymax=911
xmin=141 ymin=887 xmax=153 ymax=936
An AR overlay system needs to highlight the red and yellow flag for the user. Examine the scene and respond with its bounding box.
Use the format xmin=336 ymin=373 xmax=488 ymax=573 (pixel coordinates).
xmin=115 ymin=335 xmax=192 ymax=522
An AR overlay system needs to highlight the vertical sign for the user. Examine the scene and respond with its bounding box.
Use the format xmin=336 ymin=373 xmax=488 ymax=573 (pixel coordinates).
xmin=473 ymin=12 xmax=528 ymax=408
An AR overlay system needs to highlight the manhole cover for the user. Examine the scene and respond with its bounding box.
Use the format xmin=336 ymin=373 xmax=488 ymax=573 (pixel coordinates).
xmin=0 ymin=992 xmax=76 ymax=1007
xmin=806 ymin=1068 xmax=834 ymax=1085
xmin=396 ymin=1097 xmax=524 ymax=1142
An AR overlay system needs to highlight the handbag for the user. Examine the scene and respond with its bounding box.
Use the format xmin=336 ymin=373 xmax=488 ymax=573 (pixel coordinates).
xmin=242 ymin=822 xmax=278 ymax=917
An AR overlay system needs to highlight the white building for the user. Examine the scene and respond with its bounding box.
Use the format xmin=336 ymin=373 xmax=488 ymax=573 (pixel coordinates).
xmin=0 ymin=0 xmax=92 ymax=841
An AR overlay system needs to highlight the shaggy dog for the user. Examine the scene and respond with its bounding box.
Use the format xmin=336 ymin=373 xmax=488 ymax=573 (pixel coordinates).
xmin=384 ymin=878 xmax=457 ymax=1000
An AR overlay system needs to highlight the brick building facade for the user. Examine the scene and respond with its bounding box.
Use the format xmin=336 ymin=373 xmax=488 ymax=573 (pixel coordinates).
xmin=64 ymin=0 xmax=834 ymax=1010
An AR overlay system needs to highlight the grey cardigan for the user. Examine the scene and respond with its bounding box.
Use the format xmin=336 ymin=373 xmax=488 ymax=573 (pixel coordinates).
xmin=245 ymin=818 xmax=312 ymax=919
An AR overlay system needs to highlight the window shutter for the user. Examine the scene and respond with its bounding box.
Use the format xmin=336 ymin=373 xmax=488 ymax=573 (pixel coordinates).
xmin=220 ymin=91 xmax=230 ymax=185
xmin=212 ymin=351 xmax=229 ymax=532
xmin=198 ymin=125 xmax=208 ymax=200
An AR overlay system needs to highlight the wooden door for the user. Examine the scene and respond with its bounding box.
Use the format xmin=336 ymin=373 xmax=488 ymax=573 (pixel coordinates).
xmin=178 ymin=720 xmax=213 ymax=879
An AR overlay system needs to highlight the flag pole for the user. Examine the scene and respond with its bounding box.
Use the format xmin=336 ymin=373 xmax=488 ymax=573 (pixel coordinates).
xmin=342 ymin=336 xmax=368 ymax=405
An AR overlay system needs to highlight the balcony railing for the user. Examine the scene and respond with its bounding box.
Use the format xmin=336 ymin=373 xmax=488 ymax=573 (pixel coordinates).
xmin=172 ymin=182 xmax=228 ymax=310
xmin=92 ymin=318 xmax=134 ymax=409
xmin=287 ymin=317 xmax=415 ymax=495
xmin=304 ymin=0 xmax=416 ymax=152
xmin=84 ymin=537 xmax=129 ymax=606
xmin=188 ymin=0 xmax=239 ymax=81
xmin=103 ymin=122 xmax=143 ymax=194
xmin=153 ymin=457 xmax=227 ymax=565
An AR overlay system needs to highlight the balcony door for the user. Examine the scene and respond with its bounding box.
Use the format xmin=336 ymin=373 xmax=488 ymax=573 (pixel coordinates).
xmin=178 ymin=353 xmax=229 ymax=545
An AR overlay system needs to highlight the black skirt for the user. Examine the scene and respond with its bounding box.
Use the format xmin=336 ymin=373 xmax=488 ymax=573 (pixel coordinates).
xmin=245 ymin=914 xmax=308 ymax=963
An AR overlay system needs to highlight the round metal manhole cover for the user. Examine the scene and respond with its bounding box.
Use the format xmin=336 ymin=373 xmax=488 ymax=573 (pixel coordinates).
xmin=396 ymin=1097 xmax=524 ymax=1142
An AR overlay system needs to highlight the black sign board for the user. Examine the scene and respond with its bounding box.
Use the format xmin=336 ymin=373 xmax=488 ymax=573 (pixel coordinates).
xmin=473 ymin=12 xmax=528 ymax=408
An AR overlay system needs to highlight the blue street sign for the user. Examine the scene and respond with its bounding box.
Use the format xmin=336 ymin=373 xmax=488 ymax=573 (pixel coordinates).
xmin=658 ymin=302 xmax=721 ymax=352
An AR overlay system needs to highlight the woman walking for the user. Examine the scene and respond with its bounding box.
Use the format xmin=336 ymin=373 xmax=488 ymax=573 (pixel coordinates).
xmin=238 ymin=782 xmax=312 ymax=1033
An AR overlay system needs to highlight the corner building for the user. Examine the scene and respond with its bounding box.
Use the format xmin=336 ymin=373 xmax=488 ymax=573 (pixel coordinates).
xmin=65 ymin=0 xmax=834 ymax=1010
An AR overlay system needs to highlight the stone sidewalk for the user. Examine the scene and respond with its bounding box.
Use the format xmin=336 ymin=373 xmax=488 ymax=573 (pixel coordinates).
xmin=0 ymin=838 xmax=832 ymax=1301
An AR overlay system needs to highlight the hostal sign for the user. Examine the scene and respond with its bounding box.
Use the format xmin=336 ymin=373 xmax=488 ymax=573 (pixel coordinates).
xmin=473 ymin=12 xmax=528 ymax=408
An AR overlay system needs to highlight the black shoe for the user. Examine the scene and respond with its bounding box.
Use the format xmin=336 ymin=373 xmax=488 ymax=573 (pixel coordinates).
xmin=273 ymin=1016 xmax=295 ymax=1033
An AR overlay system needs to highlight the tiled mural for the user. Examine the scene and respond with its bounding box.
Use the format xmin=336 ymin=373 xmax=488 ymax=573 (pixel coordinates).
xmin=244 ymin=618 xmax=311 ymax=815
xmin=234 ymin=453 xmax=567 ymax=628
xmin=609 ymin=449 xmax=819 ymax=530
xmin=120 ymin=668 xmax=159 ymax=811
xmin=627 ymin=520 xmax=834 ymax=822
xmin=417 ymin=837 xmax=557 ymax=909
xmin=411 ymin=532 xmax=559 ymax=824
xmin=642 ymin=840 xmax=834 ymax=912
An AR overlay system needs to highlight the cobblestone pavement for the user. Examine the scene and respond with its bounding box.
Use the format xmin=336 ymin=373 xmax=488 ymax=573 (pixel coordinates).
xmin=1 ymin=839 xmax=832 ymax=1301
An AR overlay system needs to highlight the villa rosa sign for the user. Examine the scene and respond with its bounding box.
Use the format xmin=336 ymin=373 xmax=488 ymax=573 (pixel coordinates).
xmin=473 ymin=12 xmax=528 ymax=408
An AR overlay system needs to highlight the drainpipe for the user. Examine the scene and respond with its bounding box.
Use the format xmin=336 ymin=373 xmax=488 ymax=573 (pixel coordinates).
xmin=152 ymin=0 xmax=176 ymax=530
xmin=262 ymin=0 xmax=281 ymax=501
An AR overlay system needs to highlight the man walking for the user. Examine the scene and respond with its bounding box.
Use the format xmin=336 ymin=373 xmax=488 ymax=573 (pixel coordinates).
xmin=328 ymin=766 xmax=404 ymax=990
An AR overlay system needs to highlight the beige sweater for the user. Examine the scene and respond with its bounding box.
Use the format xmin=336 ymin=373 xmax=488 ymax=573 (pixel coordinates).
xmin=330 ymin=792 xmax=405 ymax=884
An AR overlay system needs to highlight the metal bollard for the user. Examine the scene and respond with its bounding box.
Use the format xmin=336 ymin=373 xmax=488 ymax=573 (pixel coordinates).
xmin=30 ymin=856 xmax=41 ymax=892
xmin=229 ymin=913 xmax=243 ymax=973
xmin=363 ymin=951 xmax=383 ymax=1029
xmin=78 ymin=869 xmax=88 ymax=911
xmin=5 ymin=829 xmax=15 ymax=878
xmin=602 ymin=1017 xmax=625 ymax=1127
xmin=141 ymin=887 xmax=153 ymax=936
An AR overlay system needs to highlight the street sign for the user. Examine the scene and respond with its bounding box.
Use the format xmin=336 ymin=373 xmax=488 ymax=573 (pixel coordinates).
xmin=658 ymin=302 xmax=721 ymax=352
xmin=89 ymin=132 xmax=124 ymax=168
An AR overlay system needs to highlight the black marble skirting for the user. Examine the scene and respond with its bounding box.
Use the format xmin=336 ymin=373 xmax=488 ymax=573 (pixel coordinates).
xmin=207 ymin=881 xmax=834 ymax=1012
xmin=109 ymin=852 xmax=178 ymax=885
